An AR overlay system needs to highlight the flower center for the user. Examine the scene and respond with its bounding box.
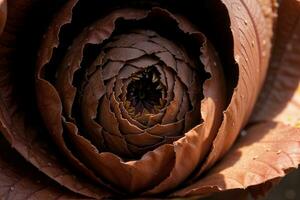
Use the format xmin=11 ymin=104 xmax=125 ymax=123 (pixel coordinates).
xmin=126 ymin=67 xmax=165 ymax=114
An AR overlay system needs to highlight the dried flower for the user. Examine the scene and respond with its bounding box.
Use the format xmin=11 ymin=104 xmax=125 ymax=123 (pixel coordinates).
xmin=0 ymin=0 xmax=300 ymax=199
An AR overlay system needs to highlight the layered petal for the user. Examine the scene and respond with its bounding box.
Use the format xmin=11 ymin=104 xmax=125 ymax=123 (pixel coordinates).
xmin=251 ymin=0 xmax=300 ymax=126
xmin=173 ymin=122 xmax=300 ymax=198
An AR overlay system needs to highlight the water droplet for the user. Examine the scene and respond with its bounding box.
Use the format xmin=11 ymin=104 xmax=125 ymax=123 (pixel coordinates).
xmin=241 ymin=130 xmax=247 ymax=137
xmin=235 ymin=55 xmax=240 ymax=63
xmin=286 ymin=43 xmax=293 ymax=51
xmin=293 ymin=34 xmax=299 ymax=40
xmin=277 ymin=150 xmax=282 ymax=154
xmin=244 ymin=20 xmax=248 ymax=26
xmin=10 ymin=187 xmax=14 ymax=191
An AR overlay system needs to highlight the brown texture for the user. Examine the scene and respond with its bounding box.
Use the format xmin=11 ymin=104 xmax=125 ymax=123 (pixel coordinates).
xmin=35 ymin=3 xmax=226 ymax=194
xmin=2 ymin=0 xmax=300 ymax=199
xmin=0 ymin=135 xmax=82 ymax=200
xmin=172 ymin=122 xmax=300 ymax=198
xmin=251 ymin=0 xmax=300 ymax=126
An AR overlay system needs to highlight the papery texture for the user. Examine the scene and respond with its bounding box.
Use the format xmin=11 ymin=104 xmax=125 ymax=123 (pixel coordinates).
xmin=3 ymin=0 xmax=299 ymax=199
xmin=35 ymin=1 xmax=227 ymax=194
xmin=192 ymin=0 xmax=276 ymax=177
xmin=173 ymin=122 xmax=300 ymax=198
xmin=252 ymin=0 xmax=300 ymax=126
xmin=0 ymin=136 xmax=82 ymax=200
xmin=0 ymin=0 xmax=110 ymax=198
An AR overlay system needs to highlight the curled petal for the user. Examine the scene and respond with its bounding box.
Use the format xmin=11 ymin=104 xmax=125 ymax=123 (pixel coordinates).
xmin=251 ymin=0 xmax=300 ymax=126
xmin=195 ymin=0 xmax=276 ymax=176
xmin=172 ymin=122 xmax=300 ymax=198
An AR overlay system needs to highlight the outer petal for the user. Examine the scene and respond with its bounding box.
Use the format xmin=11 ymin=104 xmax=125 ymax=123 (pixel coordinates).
xmin=173 ymin=122 xmax=300 ymax=198
xmin=251 ymin=0 xmax=300 ymax=126
xmin=196 ymin=0 xmax=276 ymax=175
xmin=0 ymin=0 xmax=110 ymax=198
xmin=0 ymin=136 xmax=81 ymax=200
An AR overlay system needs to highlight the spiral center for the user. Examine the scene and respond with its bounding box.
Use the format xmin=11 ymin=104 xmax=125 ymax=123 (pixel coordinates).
xmin=126 ymin=67 xmax=165 ymax=114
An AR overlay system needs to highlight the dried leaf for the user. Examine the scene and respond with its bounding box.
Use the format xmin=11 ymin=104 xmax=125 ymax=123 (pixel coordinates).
xmin=173 ymin=122 xmax=300 ymax=198
xmin=251 ymin=0 xmax=300 ymax=127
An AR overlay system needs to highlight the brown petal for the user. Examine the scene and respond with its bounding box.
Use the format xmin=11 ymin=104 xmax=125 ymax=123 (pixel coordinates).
xmin=80 ymin=66 xmax=106 ymax=148
xmin=36 ymin=0 xmax=78 ymax=75
xmin=0 ymin=136 xmax=82 ymax=200
xmin=176 ymin=92 xmax=190 ymax=120
xmin=105 ymin=47 xmax=145 ymax=61
xmin=117 ymin=65 xmax=140 ymax=79
xmin=125 ymin=132 xmax=163 ymax=147
xmin=163 ymin=67 xmax=176 ymax=104
xmin=251 ymin=0 xmax=300 ymax=126
xmin=105 ymin=33 xmax=148 ymax=48
xmin=102 ymin=130 xmax=133 ymax=157
xmin=147 ymin=120 xmax=184 ymax=137
xmin=0 ymin=0 xmax=6 ymax=35
xmin=127 ymin=136 xmax=179 ymax=156
xmin=98 ymin=96 xmax=122 ymax=136
xmin=172 ymin=122 xmax=300 ymax=198
xmin=155 ymin=51 xmax=177 ymax=72
xmin=161 ymin=77 xmax=184 ymax=124
xmin=64 ymin=122 xmax=176 ymax=193
xmin=150 ymin=36 xmax=186 ymax=60
xmin=1 ymin=0 xmax=109 ymax=198
xmin=154 ymin=65 xmax=168 ymax=88
xmin=176 ymin=60 xmax=194 ymax=88
xmin=127 ymin=56 xmax=159 ymax=69
xmin=110 ymin=94 xmax=143 ymax=135
xmin=132 ymin=41 xmax=166 ymax=54
xmin=196 ymin=0 xmax=276 ymax=175
xmin=35 ymin=79 xmax=112 ymax=197
xmin=119 ymin=101 xmax=147 ymax=129
xmin=102 ymin=61 xmax=125 ymax=81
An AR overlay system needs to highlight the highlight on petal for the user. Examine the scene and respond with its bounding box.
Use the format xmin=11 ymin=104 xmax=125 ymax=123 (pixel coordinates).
xmin=0 ymin=0 xmax=6 ymax=35
xmin=172 ymin=122 xmax=300 ymax=198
